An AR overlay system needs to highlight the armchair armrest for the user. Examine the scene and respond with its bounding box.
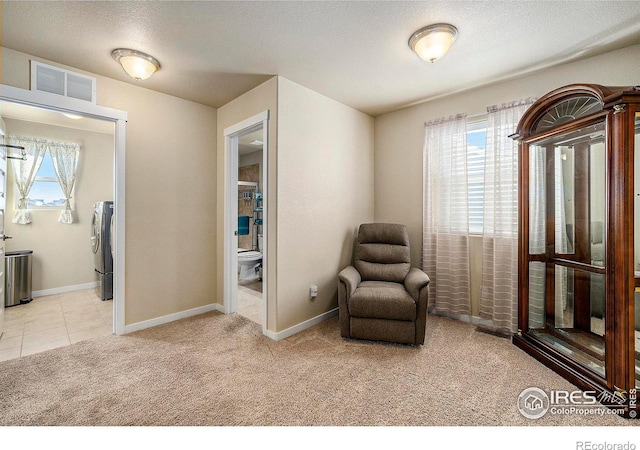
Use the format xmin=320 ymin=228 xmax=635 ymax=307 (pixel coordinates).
xmin=404 ymin=268 xmax=431 ymax=302
xmin=338 ymin=265 xmax=361 ymax=298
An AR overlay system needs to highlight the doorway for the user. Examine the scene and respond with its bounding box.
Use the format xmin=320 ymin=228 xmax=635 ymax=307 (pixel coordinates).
xmin=0 ymin=84 xmax=127 ymax=359
xmin=0 ymin=103 xmax=115 ymax=359
xmin=224 ymin=111 xmax=269 ymax=333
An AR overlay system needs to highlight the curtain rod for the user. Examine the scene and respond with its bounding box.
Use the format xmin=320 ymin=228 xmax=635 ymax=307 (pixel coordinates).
xmin=424 ymin=113 xmax=466 ymax=127
xmin=424 ymin=97 xmax=537 ymax=126
xmin=487 ymin=97 xmax=537 ymax=113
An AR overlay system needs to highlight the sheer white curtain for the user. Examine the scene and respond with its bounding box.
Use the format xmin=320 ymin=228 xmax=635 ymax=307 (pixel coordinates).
xmin=423 ymin=114 xmax=471 ymax=315
xmin=8 ymin=135 xmax=46 ymax=224
xmin=49 ymin=142 xmax=80 ymax=224
xmin=479 ymin=99 xmax=535 ymax=333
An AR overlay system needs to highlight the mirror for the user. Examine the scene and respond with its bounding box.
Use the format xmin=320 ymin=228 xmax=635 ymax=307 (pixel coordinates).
xmin=529 ymin=145 xmax=546 ymax=255
xmin=528 ymin=261 xmax=545 ymax=329
xmin=555 ymin=146 xmax=575 ymax=254
xmin=590 ymin=141 xmax=606 ymax=268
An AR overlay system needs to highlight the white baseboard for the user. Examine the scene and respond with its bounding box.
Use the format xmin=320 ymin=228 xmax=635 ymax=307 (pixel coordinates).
xmin=32 ymin=281 xmax=99 ymax=298
xmin=123 ymin=303 xmax=336 ymax=342
xmin=264 ymin=307 xmax=338 ymax=341
xmin=124 ymin=303 xmax=220 ymax=334
xmin=27 ymin=284 xmax=340 ymax=344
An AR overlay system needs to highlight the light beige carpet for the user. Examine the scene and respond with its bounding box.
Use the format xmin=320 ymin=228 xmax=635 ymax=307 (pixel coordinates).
xmin=0 ymin=311 xmax=634 ymax=426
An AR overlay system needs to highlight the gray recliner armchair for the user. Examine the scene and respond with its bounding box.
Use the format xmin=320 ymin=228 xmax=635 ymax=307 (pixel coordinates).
xmin=338 ymin=223 xmax=430 ymax=345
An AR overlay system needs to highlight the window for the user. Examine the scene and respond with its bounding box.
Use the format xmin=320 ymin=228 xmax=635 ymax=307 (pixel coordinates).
xmin=467 ymin=119 xmax=487 ymax=234
xmin=25 ymin=152 xmax=66 ymax=208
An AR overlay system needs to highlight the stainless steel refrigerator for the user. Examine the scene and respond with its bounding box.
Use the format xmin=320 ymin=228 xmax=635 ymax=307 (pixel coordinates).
xmin=91 ymin=201 xmax=114 ymax=300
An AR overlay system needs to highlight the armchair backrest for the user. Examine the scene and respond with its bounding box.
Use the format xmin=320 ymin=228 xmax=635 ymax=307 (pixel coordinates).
xmin=354 ymin=223 xmax=411 ymax=283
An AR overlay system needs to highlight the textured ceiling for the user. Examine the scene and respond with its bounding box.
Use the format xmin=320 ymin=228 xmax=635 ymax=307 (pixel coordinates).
xmin=2 ymin=1 xmax=640 ymax=117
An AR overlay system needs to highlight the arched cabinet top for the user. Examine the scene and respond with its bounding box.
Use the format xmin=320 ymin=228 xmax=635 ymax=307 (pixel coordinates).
xmin=511 ymin=83 xmax=640 ymax=141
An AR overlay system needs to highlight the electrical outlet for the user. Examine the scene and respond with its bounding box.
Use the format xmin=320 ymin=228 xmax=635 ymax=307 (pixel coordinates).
xmin=310 ymin=285 xmax=318 ymax=299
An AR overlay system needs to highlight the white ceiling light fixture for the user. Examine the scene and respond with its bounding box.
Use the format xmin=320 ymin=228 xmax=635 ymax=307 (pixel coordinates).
xmin=409 ymin=23 xmax=458 ymax=63
xmin=111 ymin=48 xmax=160 ymax=80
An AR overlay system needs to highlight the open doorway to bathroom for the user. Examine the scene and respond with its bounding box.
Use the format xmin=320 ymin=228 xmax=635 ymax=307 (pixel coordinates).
xmin=223 ymin=111 xmax=268 ymax=332
xmin=237 ymin=130 xmax=263 ymax=323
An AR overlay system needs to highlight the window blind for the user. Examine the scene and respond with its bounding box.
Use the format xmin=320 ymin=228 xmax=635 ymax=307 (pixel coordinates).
xmin=467 ymin=119 xmax=487 ymax=234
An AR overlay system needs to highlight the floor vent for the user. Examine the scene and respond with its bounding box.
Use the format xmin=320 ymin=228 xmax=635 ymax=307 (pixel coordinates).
xmin=31 ymin=61 xmax=96 ymax=104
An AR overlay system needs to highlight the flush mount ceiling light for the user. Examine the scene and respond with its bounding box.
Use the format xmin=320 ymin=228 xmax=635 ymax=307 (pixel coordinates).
xmin=409 ymin=23 xmax=458 ymax=63
xmin=111 ymin=48 xmax=160 ymax=80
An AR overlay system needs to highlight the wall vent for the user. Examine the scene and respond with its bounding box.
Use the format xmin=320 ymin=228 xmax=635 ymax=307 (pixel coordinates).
xmin=30 ymin=61 xmax=96 ymax=104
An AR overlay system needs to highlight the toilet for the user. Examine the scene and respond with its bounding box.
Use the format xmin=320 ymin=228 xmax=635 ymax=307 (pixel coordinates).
xmin=238 ymin=234 xmax=263 ymax=281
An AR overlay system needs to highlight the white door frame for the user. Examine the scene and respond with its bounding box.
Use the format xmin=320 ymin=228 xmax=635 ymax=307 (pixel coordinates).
xmin=223 ymin=110 xmax=269 ymax=334
xmin=0 ymin=132 xmax=7 ymax=338
xmin=0 ymin=84 xmax=128 ymax=335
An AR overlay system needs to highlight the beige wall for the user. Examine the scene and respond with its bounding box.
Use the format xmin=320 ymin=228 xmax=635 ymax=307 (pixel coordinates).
xmin=216 ymin=77 xmax=278 ymax=329
xmin=217 ymin=76 xmax=374 ymax=333
xmin=1 ymin=47 xmax=218 ymax=326
xmin=4 ymin=118 xmax=113 ymax=292
xmin=374 ymin=42 xmax=640 ymax=316
xmin=276 ymin=77 xmax=374 ymax=330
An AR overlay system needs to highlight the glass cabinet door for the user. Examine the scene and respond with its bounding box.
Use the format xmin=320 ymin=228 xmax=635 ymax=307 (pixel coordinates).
xmin=527 ymin=120 xmax=607 ymax=379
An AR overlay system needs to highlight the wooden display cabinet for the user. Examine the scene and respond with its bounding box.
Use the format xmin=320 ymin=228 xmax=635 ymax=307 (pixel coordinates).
xmin=512 ymin=84 xmax=639 ymax=418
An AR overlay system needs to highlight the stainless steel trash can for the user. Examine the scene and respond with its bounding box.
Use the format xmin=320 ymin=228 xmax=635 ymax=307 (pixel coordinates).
xmin=5 ymin=250 xmax=33 ymax=307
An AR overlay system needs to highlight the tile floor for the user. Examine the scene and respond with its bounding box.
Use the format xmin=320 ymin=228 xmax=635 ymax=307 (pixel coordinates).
xmin=0 ymin=281 xmax=263 ymax=363
xmin=237 ymin=279 xmax=263 ymax=325
xmin=0 ymin=288 xmax=113 ymax=362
